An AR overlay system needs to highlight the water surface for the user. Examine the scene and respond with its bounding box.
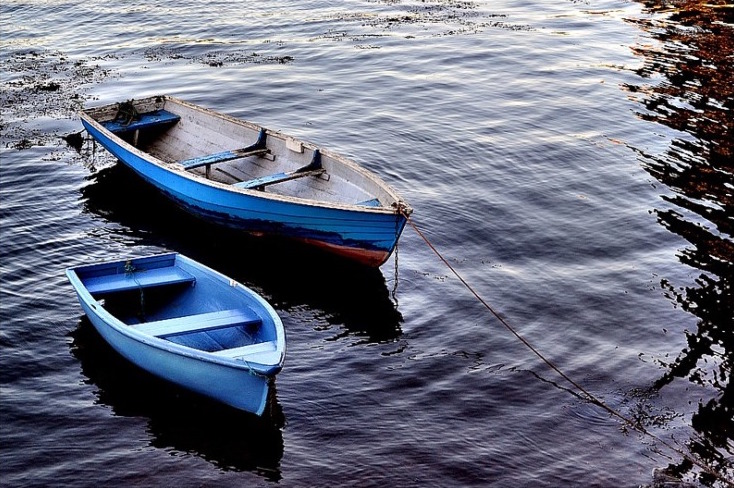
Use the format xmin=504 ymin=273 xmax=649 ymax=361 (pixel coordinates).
xmin=1 ymin=0 xmax=732 ymax=486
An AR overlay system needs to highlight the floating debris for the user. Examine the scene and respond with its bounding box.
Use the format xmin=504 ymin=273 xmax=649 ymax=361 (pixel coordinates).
xmin=0 ymin=49 xmax=114 ymax=149
xmin=62 ymin=130 xmax=85 ymax=152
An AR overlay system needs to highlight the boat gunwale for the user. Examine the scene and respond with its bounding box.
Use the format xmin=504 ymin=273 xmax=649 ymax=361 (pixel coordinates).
xmin=79 ymin=96 xmax=412 ymax=216
xmin=66 ymin=253 xmax=285 ymax=376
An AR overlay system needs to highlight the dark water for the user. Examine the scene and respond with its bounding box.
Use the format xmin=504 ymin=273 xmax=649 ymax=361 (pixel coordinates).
xmin=1 ymin=0 xmax=732 ymax=486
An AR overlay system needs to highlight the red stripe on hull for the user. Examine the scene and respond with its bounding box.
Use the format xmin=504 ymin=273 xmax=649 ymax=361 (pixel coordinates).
xmin=300 ymin=238 xmax=392 ymax=267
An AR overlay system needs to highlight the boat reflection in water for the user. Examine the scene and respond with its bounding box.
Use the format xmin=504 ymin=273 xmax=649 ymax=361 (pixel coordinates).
xmin=626 ymin=1 xmax=733 ymax=483
xmin=69 ymin=318 xmax=285 ymax=480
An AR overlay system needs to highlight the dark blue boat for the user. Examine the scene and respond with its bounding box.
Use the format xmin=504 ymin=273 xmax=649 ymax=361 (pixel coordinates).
xmin=80 ymin=96 xmax=412 ymax=266
xmin=66 ymin=253 xmax=285 ymax=415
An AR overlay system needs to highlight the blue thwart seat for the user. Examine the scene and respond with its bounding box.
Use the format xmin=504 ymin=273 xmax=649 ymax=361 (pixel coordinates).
xmin=235 ymin=149 xmax=324 ymax=190
xmin=134 ymin=309 xmax=262 ymax=337
xmin=180 ymin=148 xmax=269 ymax=170
xmin=101 ymin=110 xmax=181 ymax=134
xmin=234 ymin=168 xmax=325 ymax=190
xmin=180 ymin=128 xmax=269 ymax=170
xmin=84 ymin=267 xmax=196 ymax=295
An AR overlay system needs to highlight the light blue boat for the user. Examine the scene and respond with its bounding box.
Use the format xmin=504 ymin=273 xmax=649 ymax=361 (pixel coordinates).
xmin=80 ymin=96 xmax=412 ymax=266
xmin=66 ymin=253 xmax=285 ymax=415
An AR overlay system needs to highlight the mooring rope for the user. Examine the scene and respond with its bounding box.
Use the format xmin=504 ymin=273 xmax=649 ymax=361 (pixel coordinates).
xmin=402 ymin=214 xmax=733 ymax=486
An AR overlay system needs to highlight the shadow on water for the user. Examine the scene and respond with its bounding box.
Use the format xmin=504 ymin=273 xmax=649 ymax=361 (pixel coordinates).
xmin=79 ymin=161 xmax=403 ymax=344
xmin=68 ymin=318 xmax=285 ymax=481
xmin=625 ymin=2 xmax=733 ymax=484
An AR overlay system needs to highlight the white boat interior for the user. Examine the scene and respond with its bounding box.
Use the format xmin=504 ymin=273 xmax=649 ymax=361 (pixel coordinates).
xmin=84 ymin=96 xmax=404 ymax=210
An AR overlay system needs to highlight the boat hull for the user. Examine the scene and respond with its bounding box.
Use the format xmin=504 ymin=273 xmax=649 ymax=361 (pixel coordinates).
xmin=77 ymin=297 xmax=271 ymax=414
xmin=81 ymin=101 xmax=409 ymax=267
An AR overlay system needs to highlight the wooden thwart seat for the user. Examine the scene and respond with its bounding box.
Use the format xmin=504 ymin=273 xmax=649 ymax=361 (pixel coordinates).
xmin=102 ymin=110 xmax=181 ymax=134
xmin=85 ymin=267 xmax=196 ymax=295
xmin=134 ymin=308 xmax=262 ymax=337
